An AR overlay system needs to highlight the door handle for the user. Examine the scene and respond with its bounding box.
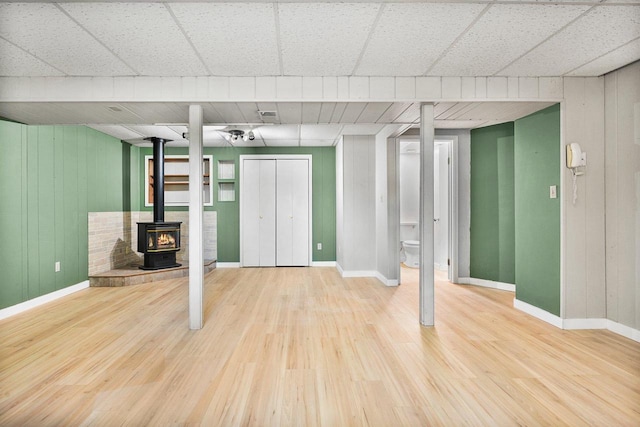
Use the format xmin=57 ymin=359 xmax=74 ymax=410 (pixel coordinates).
xmin=434 ymin=218 xmax=440 ymax=223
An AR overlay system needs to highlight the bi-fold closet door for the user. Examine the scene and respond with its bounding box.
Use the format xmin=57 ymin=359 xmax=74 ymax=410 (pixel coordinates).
xmin=241 ymin=157 xmax=310 ymax=267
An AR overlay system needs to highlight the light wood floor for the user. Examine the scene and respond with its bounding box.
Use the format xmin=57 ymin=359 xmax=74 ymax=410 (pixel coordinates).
xmin=1 ymin=267 xmax=639 ymax=426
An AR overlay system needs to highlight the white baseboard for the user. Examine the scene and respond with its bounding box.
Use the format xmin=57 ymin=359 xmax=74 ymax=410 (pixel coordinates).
xmin=334 ymin=267 xmax=397 ymax=287
xmin=0 ymin=280 xmax=90 ymax=321
xmin=375 ymin=272 xmax=399 ymax=287
xmin=606 ymin=320 xmax=640 ymax=343
xmin=514 ymin=299 xmax=563 ymax=328
xmin=458 ymin=277 xmax=515 ymax=292
xmin=340 ymin=270 xmax=378 ymax=278
xmin=216 ymin=262 xmax=240 ymax=268
xmin=563 ymin=318 xmax=607 ymax=330
xmin=311 ymin=261 xmax=336 ymax=267
xmin=514 ymin=299 xmax=640 ymax=343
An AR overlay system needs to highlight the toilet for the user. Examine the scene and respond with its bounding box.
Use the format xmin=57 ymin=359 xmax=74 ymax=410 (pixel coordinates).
xmin=401 ymin=240 xmax=420 ymax=268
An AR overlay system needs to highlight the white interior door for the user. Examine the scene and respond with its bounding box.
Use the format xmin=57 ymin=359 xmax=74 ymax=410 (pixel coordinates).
xmin=242 ymin=159 xmax=276 ymax=266
xmin=276 ymin=159 xmax=309 ymax=266
xmin=434 ymin=143 xmax=450 ymax=271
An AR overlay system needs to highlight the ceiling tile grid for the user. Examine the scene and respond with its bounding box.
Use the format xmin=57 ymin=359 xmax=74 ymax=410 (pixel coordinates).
xmin=0 ymin=3 xmax=133 ymax=76
xmin=428 ymin=4 xmax=590 ymax=76
xmin=59 ymin=3 xmax=208 ymax=76
xmin=278 ymin=3 xmax=381 ymax=76
xmin=0 ymin=38 xmax=64 ymax=76
xmin=500 ymin=5 xmax=640 ymax=76
xmin=168 ymin=3 xmax=280 ymax=76
xmin=355 ymin=3 xmax=487 ymax=76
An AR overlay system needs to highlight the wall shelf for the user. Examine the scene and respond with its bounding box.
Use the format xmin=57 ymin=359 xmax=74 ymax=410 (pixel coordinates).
xmin=145 ymin=155 xmax=213 ymax=207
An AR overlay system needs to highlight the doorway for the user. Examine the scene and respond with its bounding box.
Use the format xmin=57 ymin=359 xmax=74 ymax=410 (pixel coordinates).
xmin=398 ymin=136 xmax=458 ymax=285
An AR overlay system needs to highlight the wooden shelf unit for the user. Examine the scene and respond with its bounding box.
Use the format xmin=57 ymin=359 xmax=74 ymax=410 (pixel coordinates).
xmin=145 ymin=155 xmax=213 ymax=207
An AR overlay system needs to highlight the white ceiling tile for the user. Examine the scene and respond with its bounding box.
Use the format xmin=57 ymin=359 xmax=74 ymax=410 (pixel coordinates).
xmin=169 ymin=3 xmax=280 ymax=76
xmin=87 ymin=125 xmax=143 ymax=141
xmin=434 ymin=120 xmax=488 ymax=129
xmin=278 ymin=3 xmax=380 ymax=75
xmin=357 ymin=103 xmax=393 ymax=123
xmin=356 ymin=3 xmax=486 ymax=76
xmin=500 ymin=5 xmax=640 ymax=76
xmin=318 ymin=103 xmax=337 ymax=123
xmin=341 ymin=124 xmax=385 ymax=135
xmin=300 ymin=124 xmax=342 ymax=140
xmin=277 ymin=103 xmax=302 ymax=124
xmin=430 ymin=4 xmax=589 ymax=76
xmin=256 ymin=125 xmax=299 ymax=140
xmin=235 ymin=103 xmax=262 ymax=123
xmin=340 ymin=103 xmax=368 ymax=123
xmin=567 ymin=38 xmax=640 ymax=76
xmin=329 ymin=103 xmax=348 ymax=123
xmin=126 ymin=125 xmax=184 ymax=141
xmin=0 ymin=3 xmax=133 ymax=76
xmin=0 ymin=38 xmax=64 ymax=76
xmin=60 ymin=3 xmax=207 ymax=76
xmin=209 ymin=103 xmax=246 ymax=123
xmin=302 ymin=103 xmax=322 ymax=123
xmin=300 ymin=139 xmax=335 ymax=147
xmin=378 ymin=103 xmax=413 ymax=123
xmin=263 ymin=139 xmax=299 ymax=147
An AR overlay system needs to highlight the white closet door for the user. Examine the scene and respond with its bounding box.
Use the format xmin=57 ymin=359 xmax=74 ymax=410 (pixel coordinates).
xmin=242 ymin=159 xmax=276 ymax=266
xmin=276 ymin=159 xmax=309 ymax=266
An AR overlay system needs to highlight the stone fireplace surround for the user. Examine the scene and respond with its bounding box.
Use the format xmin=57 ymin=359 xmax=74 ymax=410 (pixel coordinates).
xmin=88 ymin=211 xmax=217 ymax=276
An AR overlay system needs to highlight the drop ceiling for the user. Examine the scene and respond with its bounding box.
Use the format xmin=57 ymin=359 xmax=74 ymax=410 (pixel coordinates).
xmin=0 ymin=101 xmax=555 ymax=146
xmin=0 ymin=1 xmax=637 ymax=145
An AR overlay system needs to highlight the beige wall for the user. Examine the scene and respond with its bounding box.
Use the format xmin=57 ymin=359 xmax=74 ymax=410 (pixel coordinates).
xmin=604 ymin=61 xmax=640 ymax=331
xmin=562 ymin=77 xmax=607 ymax=320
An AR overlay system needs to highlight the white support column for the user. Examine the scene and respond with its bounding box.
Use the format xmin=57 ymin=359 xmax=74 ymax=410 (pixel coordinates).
xmin=419 ymin=103 xmax=435 ymax=326
xmin=188 ymin=104 xmax=204 ymax=330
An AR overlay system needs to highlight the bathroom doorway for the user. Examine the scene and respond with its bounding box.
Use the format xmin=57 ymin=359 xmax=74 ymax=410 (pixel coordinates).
xmin=398 ymin=136 xmax=458 ymax=285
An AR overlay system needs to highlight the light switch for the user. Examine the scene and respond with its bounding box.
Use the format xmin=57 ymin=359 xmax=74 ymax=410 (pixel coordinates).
xmin=317 ymin=243 xmax=322 ymax=250
xmin=550 ymin=185 xmax=557 ymax=199
xmin=55 ymin=261 xmax=61 ymax=272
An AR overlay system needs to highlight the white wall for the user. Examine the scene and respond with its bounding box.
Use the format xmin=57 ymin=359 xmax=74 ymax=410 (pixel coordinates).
xmin=562 ymin=77 xmax=606 ymax=320
xmin=436 ymin=129 xmax=471 ymax=278
xmin=337 ymin=135 xmax=376 ymax=273
xmin=336 ymin=137 xmax=344 ymax=268
xmin=604 ymin=61 xmax=640 ymax=331
xmin=375 ymin=125 xmax=402 ymax=283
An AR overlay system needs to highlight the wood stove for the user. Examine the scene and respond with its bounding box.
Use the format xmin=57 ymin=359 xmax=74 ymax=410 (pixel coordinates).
xmin=137 ymin=137 xmax=182 ymax=270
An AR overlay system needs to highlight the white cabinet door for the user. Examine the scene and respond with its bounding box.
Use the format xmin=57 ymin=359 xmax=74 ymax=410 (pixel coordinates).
xmin=276 ymin=159 xmax=309 ymax=266
xmin=242 ymin=159 xmax=276 ymax=266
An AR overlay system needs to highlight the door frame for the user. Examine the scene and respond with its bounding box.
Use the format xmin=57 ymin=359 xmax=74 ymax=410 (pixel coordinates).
xmin=396 ymin=135 xmax=459 ymax=284
xmin=239 ymin=154 xmax=313 ymax=267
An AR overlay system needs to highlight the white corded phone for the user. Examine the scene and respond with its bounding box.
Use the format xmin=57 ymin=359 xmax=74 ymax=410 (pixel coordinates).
xmin=566 ymin=143 xmax=586 ymax=204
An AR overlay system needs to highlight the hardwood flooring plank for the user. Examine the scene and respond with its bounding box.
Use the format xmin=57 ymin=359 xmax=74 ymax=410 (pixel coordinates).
xmin=0 ymin=266 xmax=638 ymax=426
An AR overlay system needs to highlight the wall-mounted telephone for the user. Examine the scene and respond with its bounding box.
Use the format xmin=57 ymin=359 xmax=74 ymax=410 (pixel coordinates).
xmin=566 ymin=143 xmax=586 ymax=170
xmin=566 ymin=143 xmax=586 ymax=205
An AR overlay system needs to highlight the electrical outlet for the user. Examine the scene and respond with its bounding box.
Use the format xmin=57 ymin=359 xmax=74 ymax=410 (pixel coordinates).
xmin=549 ymin=185 xmax=557 ymax=199
xmin=317 ymin=243 xmax=322 ymax=250
xmin=55 ymin=261 xmax=61 ymax=272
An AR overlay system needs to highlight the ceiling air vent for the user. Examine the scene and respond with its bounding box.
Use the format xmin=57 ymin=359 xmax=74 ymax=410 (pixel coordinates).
xmin=258 ymin=110 xmax=278 ymax=122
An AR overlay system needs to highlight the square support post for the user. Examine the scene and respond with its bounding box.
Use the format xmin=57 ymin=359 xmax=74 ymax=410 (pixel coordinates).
xmin=188 ymin=104 xmax=204 ymax=330
xmin=419 ymin=103 xmax=435 ymax=326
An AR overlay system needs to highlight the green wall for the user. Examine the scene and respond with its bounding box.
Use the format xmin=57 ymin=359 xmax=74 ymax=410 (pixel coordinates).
xmin=137 ymin=146 xmax=336 ymax=263
xmin=470 ymin=123 xmax=515 ymax=284
xmin=514 ymin=104 xmax=561 ymax=315
xmin=0 ymin=120 xmax=130 ymax=310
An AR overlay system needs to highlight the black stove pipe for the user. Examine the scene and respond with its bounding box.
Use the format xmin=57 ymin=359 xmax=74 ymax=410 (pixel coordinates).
xmin=145 ymin=137 xmax=172 ymax=223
